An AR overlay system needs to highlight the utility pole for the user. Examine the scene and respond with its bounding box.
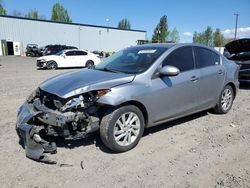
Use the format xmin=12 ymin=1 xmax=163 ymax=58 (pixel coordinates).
xmin=234 ymin=12 xmax=239 ymax=40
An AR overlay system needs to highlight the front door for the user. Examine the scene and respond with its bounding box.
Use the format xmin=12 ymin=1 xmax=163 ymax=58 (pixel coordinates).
xmin=65 ymin=51 xmax=77 ymax=67
xmin=150 ymin=46 xmax=200 ymax=123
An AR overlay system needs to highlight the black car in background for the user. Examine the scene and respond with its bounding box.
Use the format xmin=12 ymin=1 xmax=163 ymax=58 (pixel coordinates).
xmin=43 ymin=45 xmax=78 ymax=56
xmin=224 ymin=38 xmax=250 ymax=83
xmin=25 ymin=44 xmax=40 ymax=57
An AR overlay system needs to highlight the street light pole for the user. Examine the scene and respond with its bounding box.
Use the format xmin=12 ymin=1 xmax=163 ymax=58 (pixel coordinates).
xmin=234 ymin=12 xmax=239 ymax=40
xmin=106 ymin=18 xmax=109 ymax=32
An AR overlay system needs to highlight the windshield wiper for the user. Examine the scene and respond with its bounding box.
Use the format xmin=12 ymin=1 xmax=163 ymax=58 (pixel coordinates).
xmin=95 ymin=67 xmax=121 ymax=73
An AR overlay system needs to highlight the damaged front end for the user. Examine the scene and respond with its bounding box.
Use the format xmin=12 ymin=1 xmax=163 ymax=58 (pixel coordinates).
xmin=16 ymin=88 xmax=109 ymax=163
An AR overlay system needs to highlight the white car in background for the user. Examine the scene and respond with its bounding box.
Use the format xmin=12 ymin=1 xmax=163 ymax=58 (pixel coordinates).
xmin=36 ymin=49 xmax=101 ymax=69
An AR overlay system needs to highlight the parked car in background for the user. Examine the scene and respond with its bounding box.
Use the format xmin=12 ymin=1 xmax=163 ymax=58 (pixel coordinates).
xmin=25 ymin=44 xmax=40 ymax=57
xmin=17 ymin=43 xmax=239 ymax=162
xmin=224 ymin=38 xmax=250 ymax=83
xmin=37 ymin=49 xmax=101 ymax=69
xmin=43 ymin=45 xmax=77 ymax=56
xmin=92 ymin=50 xmax=103 ymax=58
xmin=38 ymin=45 xmax=49 ymax=56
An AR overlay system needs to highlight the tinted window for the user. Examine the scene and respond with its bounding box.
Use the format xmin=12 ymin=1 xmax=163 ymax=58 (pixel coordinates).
xmin=213 ymin=52 xmax=220 ymax=64
xmin=195 ymin=47 xmax=217 ymax=68
xmin=65 ymin=51 xmax=76 ymax=56
xmin=75 ymin=51 xmax=87 ymax=55
xmin=162 ymin=47 xmax=194 ymax=72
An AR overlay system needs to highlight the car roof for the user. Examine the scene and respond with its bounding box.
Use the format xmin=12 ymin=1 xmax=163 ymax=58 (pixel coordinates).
xmin=63 ymin=49 xmax=87 ymax=53
xmin=128 ymin=43 xmax=218 ymax=53
xmin=133 ymin=43 xmax=176 ymax=49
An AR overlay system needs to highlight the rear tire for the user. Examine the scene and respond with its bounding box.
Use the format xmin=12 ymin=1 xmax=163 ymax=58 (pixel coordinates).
xmin=213 ymin=85 xmax=234 ymax=114
xmin=100 ymin=105 xmax=145 ymax=152
xmin=86 ymin=60 xmax=94 ymax=68
xmin=47 ymin=61 xmax=57 ymax=70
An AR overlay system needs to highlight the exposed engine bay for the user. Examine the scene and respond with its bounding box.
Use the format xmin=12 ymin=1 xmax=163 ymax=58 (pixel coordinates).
xmin=16 ymin=88 xmax=110 ymax=164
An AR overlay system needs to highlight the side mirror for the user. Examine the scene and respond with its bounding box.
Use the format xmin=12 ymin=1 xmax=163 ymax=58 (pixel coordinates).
xmin=159 ymin=65 xmax=180 ymax=76
xmin=61 ymin=54 xmax=66 ymax=58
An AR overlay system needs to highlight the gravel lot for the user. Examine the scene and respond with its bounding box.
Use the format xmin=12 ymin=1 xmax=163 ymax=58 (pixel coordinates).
xmin=0 ymin=56 xmax=250 ymax=188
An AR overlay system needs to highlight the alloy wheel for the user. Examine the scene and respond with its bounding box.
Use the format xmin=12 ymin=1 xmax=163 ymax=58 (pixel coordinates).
xmin=113 ymin=112 xmax=140 ymax=146
xmin=221 ymin=88 xmax=233 ymax=111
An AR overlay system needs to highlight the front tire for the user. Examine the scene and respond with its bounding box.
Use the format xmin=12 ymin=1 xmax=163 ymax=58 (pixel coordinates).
xmin=100 ymin=105 xmax=145 ymax=152
xmin=213 ymin=85 xmax=234 ymax=114
xmin=47 ymin=61 xmax=58 ymax=70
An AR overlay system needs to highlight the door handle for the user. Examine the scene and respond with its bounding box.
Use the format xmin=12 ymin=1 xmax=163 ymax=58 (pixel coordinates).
xmin=190 ymin=76 xmax=198 ymax=82
xmin=218 ymin=69 xmax=224 ymax=75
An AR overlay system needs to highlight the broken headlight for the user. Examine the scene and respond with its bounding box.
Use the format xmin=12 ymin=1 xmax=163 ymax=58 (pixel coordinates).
xmin=61 ymin=89 xmax=111 ymax=112
xmin=61 ymin=95 xmax=85 ymax=112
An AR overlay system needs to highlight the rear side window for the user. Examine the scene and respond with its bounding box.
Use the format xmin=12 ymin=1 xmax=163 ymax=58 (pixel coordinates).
xmin=162 ymin=46 xmax=195 ymax=72
xmin=75 ymin=51 xmax=88 ymax=55
xmin=195 ymin=47 xmax=219 ymax=68
xmin=213 ymin=53 xmax=220 ymax=64
xmin=66 ymin=51 xmax=76 ymax=56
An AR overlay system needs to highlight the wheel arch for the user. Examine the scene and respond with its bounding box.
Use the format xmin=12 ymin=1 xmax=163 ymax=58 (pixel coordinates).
xmin=47 ymin=60 xmax=58 ymax=69
xmin=225 ymin=82 xmax=237 ymax=99
xmin=117 ymin=100 xmax=149 ymax=127
xmin=86 ymin=60 xmax=94 ymax=67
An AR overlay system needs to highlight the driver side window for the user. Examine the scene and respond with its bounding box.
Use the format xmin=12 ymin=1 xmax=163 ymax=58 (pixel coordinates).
xmin=162 ymin=47 xmax=195 ymax=72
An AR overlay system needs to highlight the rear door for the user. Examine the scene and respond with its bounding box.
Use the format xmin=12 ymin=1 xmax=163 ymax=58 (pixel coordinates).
xmin=150 ymin=46 xmax=200 ymax=122
xmin=194 ymin=47 xmax=225 ymax=108
xmin=75 ymin=50 xmax=88 ymax=67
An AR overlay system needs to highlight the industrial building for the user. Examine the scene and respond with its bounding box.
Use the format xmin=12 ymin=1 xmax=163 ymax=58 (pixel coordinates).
xmin=0 ymin=15 xmax=147 ymax=56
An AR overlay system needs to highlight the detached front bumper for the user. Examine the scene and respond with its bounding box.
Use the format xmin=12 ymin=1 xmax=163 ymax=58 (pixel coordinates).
xmin=16 ymin=102 xmax=57 ymax=163
xmin=16 ymin=98 xmax=100 ymax=163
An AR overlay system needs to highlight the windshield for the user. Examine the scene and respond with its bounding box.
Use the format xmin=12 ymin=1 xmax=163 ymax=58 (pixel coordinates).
xmin=95 ymin=47 xmax=168 ymax=74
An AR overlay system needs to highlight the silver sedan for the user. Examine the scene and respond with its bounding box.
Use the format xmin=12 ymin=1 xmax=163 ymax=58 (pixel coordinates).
xmin=16 ymin=43 xmax=239 ymax=163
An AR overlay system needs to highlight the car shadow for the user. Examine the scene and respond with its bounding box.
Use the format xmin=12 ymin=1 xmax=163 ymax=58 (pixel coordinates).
xmin=143 ymin=111 xmax=208 ymax=136
xmin=52 ymin=111 xmax=208 ymax=154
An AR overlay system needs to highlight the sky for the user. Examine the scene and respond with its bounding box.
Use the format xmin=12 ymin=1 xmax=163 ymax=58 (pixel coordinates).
xmin=1 ymin=0 xmax=250 ymax=42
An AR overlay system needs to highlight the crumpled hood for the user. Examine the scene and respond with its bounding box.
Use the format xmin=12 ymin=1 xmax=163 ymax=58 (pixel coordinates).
xmin=39 ymin=69 xmax=135 ymax=98
xmin=225 ymin=38 xmax=250 ymax=54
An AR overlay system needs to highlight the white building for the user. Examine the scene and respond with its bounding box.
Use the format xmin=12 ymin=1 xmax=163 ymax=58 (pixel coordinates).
xmin=0 ymin=15 xmax=147 ymax=55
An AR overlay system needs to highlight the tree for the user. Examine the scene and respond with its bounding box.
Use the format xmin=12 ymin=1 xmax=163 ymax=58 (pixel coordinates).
xmin=152 ymin=15 xmax=170 ymax=43
xmin=118 ymin=18 xmax=131 ymax=30
xmin=193 ymin=31 xmax=199 ymax=43
xmin=204 ymin=26 xmax=213 ymax=46
xmin=51 ymin=2 xmax=72 ymax=23
xmin=0 ymin=3 xmax=7 ymax=15
xmin=213 ymin=28 xmax=225 ymax=47
xmin=25 ymin=10 xmax=39 ymax=19
xmin=193 ymin=26 xmax=215 ymax=46
xmin=193 ymin=26 xmax=227 ymax=47
xmin=169 ymin=27 xmax=180 ymax=43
